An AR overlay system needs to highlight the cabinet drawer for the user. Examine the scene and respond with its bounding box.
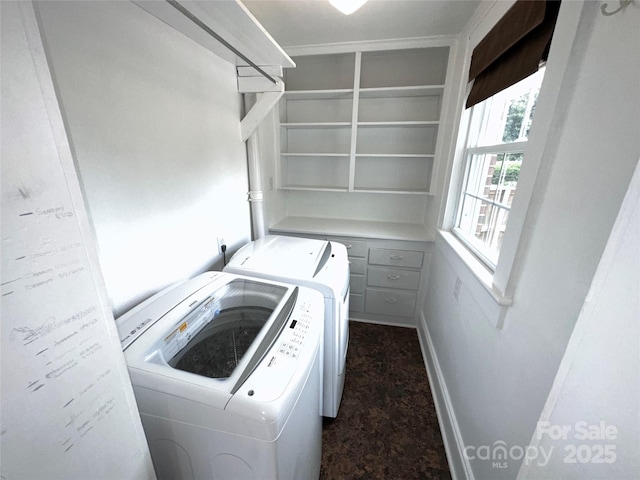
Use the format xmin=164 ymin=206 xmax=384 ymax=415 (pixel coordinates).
xmin=349 ymin=293 xmax=364 ymax=313
xmin=350 ymin=274 xmax=365 ymax=294
xmin=367 ymin=267 xmax=420 ymax=291
xmin=369 ymin=248 xmax=424 ymax=268
xmin=331 ymin=239 xmax=367 ymax=258
xmin=365 ymin=288 xmax=417 ymax=318
xmin=349 ymin=257 xmax=366 ymax=275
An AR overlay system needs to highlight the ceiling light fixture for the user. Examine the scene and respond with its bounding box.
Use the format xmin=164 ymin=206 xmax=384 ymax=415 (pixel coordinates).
xmin=329 ymin=0 xmax=368 ymax=15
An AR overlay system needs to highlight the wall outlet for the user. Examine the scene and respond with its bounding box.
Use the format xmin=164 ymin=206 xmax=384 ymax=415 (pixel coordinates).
xmin=217 ymin=237 xmax=226 ymax=254
xmin=453 ymin=277 xmax=462 ymax=301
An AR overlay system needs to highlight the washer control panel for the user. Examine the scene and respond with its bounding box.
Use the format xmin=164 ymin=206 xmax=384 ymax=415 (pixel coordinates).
xmin=277 ymin=301 xmax=314 ymax=360
xmin=231 ymin=286 xmax=324 ymax=405
xmin=272 ymin=293 xmax=321 ymax=367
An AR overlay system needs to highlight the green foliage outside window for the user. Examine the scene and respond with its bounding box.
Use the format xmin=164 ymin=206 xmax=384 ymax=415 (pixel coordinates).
xmin=491 ymin=162 xmax=521 ymax=185
xmin=502 ymin=91 xmax=539 ymax=143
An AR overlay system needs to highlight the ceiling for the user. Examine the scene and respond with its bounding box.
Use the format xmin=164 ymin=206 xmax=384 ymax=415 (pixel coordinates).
xmin=243 ymin=0 xmax=481 ymax=49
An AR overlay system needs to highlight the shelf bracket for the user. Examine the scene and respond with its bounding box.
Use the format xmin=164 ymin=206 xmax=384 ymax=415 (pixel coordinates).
xmin=240 ymin=87 xmax=284 ymax=142
xmin=238 ymin=63 xmax=285 ymax=141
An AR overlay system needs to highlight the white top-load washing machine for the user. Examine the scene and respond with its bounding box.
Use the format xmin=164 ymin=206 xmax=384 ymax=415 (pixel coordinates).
xmin=116 ymin=271 xmax=324 ymax=480
xmin=224 ymin=235 xmax=349 ymax=418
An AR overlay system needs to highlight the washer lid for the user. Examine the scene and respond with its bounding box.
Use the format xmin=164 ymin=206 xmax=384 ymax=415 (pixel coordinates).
xmin=164 ymin=280 xmax=298 ymax=395
xmin=228 ymin=235 xmax=330 ymax=278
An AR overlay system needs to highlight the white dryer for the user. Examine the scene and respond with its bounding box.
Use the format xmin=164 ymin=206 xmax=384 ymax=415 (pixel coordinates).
xmin=224 ymin=235 xmax=349 ymax=418
xmin=116 ymin=272 xmax=324 ymax=480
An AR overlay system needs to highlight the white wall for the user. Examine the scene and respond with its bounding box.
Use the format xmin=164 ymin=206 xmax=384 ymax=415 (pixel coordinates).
xmin=420 ymin=1 xmax=640 ymax=479
xmin=283 ymin=190 xmax=431 ymax=224
xmin=1 ymin=2 xmax=155 ymax=477
xmin=36 ymin=1 xmax=252 ymax=316
xmin=518 ymin=154 xmax=640 ymax=480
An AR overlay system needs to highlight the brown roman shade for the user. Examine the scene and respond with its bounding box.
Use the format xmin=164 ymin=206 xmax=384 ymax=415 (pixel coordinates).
xmin=466 ymin=0 xmax=561 ymax=108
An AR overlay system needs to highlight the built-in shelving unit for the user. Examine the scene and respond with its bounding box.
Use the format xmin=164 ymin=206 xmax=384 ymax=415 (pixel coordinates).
xmin=279 ymin=46 xmax=449 ymax=195
xmin=268 ymin=44 xmax=454 ymax=321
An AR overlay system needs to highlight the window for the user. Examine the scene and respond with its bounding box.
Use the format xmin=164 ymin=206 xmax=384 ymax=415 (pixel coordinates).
xmin=453 ymin=68 xmax=545 ymax=269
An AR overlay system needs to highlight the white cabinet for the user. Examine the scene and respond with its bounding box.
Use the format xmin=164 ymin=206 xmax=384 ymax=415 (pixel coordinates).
xmin=330 ymin=237 xmax=431 ymax=327
xmin=270 ymin=229 xmax=433 ymax=327
xmin=279 ymin=46 xmax=449 ymax=195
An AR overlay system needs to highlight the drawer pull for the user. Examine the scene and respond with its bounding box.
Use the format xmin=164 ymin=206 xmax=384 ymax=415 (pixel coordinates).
xmin=384 ymin=297 xmax=398 ymax=304
xmin=389 ymin=255 xmax=403 ymax=260
xmin=387 ymin=275 xmax=401 ymax=280
xmin=345 ymin=244 xmax=353 ymax=249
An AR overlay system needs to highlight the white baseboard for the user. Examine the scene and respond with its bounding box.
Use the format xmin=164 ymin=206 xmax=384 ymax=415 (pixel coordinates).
xmin=417 ymin=311 xmax=475 ymax=480
xmin=348 ymin=314 xmax=416 ymax=329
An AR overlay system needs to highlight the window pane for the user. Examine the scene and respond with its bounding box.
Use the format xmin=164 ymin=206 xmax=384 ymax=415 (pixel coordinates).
xmin=490 ymin=152 xmax=522 ymax=207
xmin=457 ymin=152 xmax=522 ymax=265
xmin=457 ymin=194 xmax=511 ymax=264
xmin=476 ymin=68 xmax=544 ymax=147
xmin=502 ymin=93 xmax=530 ymax=142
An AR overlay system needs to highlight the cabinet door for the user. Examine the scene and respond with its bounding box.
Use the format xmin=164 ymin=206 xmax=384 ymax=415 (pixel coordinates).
xmin=350 ymin=274 xmax=365 ymax=294
xmin=350 ymin=293 xmax=364 ymax=313
xmin=348 ymin=257 xmax=366 ymax=275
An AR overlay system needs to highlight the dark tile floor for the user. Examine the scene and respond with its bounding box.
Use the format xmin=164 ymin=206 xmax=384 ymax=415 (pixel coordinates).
xmin=320 ymin=321 xmax=451 ymax=480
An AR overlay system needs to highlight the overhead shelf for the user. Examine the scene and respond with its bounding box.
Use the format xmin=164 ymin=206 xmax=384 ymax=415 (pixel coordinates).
xmin=131 ymin=0 xmax=294 ymax=69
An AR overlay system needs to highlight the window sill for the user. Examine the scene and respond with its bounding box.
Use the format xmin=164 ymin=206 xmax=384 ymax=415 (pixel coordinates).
xmin=436 ymin=230 xmax=512 ymax=328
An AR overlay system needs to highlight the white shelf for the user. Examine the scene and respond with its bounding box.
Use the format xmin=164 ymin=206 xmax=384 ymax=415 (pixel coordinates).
xmin=357 ymin=121 xmax=439 ymax=127
xmin=281 ymin=122 xmax=351 ymax=128
xmin=354 ymin=153 xmax=434 ymax=158
xmin=352 ymin=188 xmax=430 ymax=195
xmin=278 ymin=46 xmax=448 ymax=197
xmin=359 ymin=85 xmax=445 ymax=98
xmin=283 ymin=89 xmax=354 ymax=99
xmin=281 ymin=186 xmax=349 ymax=192
xmin=270 ymin=216 xmax=435 ymax=242
xmin=282 ymin=152 xmax=350 ymax=157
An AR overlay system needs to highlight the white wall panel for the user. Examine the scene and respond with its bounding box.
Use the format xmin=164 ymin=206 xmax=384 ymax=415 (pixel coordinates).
xmin=36 ymin=1 xmax=251 ymax=316
xmin=1 ymin=2 xmax=155 ymax=477
xmin=421 ymin=1 xmax=640 ymax=478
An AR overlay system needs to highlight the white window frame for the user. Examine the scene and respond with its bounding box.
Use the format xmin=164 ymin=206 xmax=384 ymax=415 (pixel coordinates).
xmin=452 ymin=70 xmax=543 ymax=271
xmin=437 ymin=0 xmax=582 ymax=328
